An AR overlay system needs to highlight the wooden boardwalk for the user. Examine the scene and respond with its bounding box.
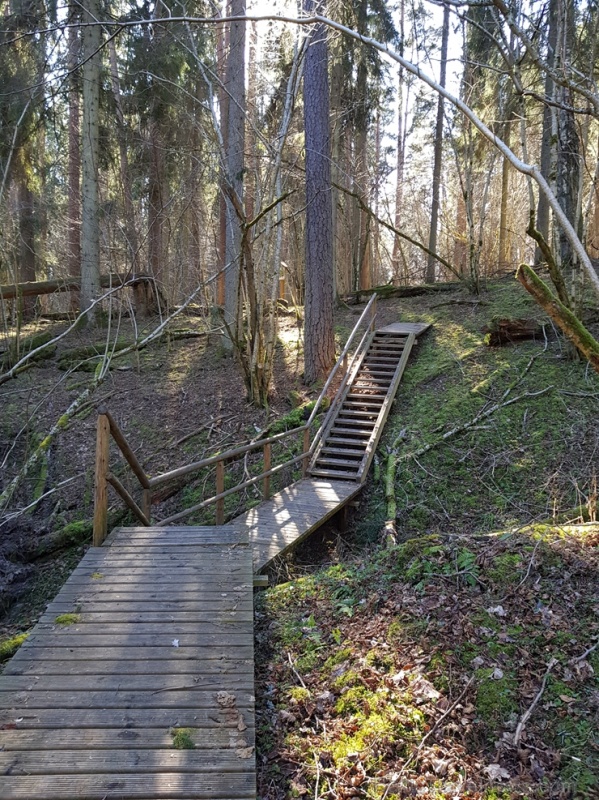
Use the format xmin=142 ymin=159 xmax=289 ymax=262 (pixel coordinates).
xmin=232 ymin=479 xmax=361 ymax=571
xmin=0 ymin=319 xmax=430 ymax=798
xmin=0 ymin=525 xmax=256 ymax=800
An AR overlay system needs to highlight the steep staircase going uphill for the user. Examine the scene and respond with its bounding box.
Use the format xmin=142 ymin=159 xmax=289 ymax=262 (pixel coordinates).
xmin=310 ymin=322 xmax=430 ymax=483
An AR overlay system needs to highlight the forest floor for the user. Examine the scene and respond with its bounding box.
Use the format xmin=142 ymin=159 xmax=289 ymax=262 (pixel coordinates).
xmin=1 ymin=277 xmax=599 ymax=798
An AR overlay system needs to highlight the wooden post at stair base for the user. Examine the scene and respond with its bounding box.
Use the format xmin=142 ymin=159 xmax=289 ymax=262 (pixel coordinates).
xmin=369 ymin=296 xmax=377 ymax=332
xmin=215 ymin=459 xmax=225 ymax=525
xmin=302 ymin=427 xmax=310 ymax=477
xmin=263 ymin=443 xmax=271 ymax=500
xmin=93 ymin=413 xmax=110 ymax=546
xmin=141 ymin=489 xmax=152 ymax=524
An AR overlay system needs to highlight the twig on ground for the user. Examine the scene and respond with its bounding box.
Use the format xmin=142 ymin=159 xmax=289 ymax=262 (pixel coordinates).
xmin=287 ymin=652 xmax=307 ymax=689
xmin=383 ymin=676 xmax=475 ymax=796
xmin=513 ymin=658 xmax=557 ymax=747
xmin=570 ymin=640 xmax=599 ymax=665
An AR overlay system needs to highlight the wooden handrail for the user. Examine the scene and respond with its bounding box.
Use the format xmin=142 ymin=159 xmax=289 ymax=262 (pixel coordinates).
xmin=92 ymin=292 xmax=378 ymax=536
xmin=156 ymin=450 xmax=307 ymax=527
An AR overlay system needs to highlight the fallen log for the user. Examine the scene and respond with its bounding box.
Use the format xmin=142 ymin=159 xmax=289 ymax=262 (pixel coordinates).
xmin=516 ymin=264 xmax=599 ymax=375
xmin=484 ymin=317 xmax=542 ymax=346
xmin=0 ymin=273 xmax=165 ymax=316
xmin=345 ymin=281 xmax=461 ymax=303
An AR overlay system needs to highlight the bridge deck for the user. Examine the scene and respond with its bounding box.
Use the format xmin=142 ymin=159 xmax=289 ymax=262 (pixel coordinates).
xmin=0 ymin=525 xmax=256 ymax=800
xmin=232 ymin=478 xmax=361 ymax=572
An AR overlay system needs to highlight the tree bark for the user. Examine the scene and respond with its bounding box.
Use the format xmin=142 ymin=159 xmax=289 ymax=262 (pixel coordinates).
xmin=303 ymin=0 xmax=335 ymax=384
xmin=517 ymin=264 xmax=599 ymax=374
xmin=80 ymin=0 xmax=101 ymax=324
xmin=223 ymin=0 xmax=246 ymax=342
xmin=426 ymin=2 xmax=450 ymax=284
xmin=67 ymin=7 xmax=81 ymax=312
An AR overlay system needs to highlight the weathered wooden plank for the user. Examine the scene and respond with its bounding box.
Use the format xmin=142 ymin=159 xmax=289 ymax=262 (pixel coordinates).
xmin=3 ymin=659 xmax=253 ymax=677
xmin=19 ymin=632 xmax=252 ymax=649
xmin=43 ymin=600 xmax=252 ymax=614
xmin=39 ymin=610 xmax=254 ymax=625
xmin=0 ymin=687 xmax=255 ymax=709
xmin=0 ymin=748 xmax=255 ymax=775
xmin=0 ymin=707 xmax=255 ymax=730
xmin=0 ymin=772 xmax=256 ymax=799
xmin=8 ymin=646 xmax=254 ymax=661
xmin=0 ymin=673 xmax=254 ymax=692
xmin=33 ymin=621 xmax=251 ymax=636
xmin=0 ymin=727 xmax=246 ymax=751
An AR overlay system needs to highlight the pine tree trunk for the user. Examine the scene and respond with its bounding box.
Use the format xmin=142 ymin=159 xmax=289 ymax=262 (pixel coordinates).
xmin=224 ymin=0 xmax=246 ymax=341
xmin=67 ymin=7 xmax=80 ymax=312
xmin=303 ymin=0 xmax=335 ymax=384
xmin=80 ymin=0 xmax=101 ymax=324
xmin=426 ymin=2 xmax=450 ymax=284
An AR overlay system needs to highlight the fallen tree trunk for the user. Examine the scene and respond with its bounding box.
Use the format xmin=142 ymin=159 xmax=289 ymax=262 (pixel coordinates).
xmin=516 ymin=264 xmax=599 ymax=375
xmin=346 ymin=281 xmax=460 ymax=303
xmin=0 ymin=273 xmax=149 ymax=299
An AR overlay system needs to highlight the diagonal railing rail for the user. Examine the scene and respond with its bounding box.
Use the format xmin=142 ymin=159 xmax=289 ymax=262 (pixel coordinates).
xmin=92 ymin=294 xmax=377 ymax=544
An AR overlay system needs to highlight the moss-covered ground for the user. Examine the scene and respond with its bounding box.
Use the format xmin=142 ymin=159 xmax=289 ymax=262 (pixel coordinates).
xmin=255 ymin=280 xmax=599 ymax=799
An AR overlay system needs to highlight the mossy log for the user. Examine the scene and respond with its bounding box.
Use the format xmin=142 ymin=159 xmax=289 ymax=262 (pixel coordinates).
xmin=346 ymin=281 xmax=460 ymax=304
xmin=484 ymin=318 xmax=542 ymax=346
xmin=516 ymin=264 xmax=599 ymax=374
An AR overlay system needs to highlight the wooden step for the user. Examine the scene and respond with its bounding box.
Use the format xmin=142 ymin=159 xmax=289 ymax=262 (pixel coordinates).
xmin=337 ymin=409 xmax=379 ymax=418
xmin=344 ymin=400 xmax=385 ymax=408
xmin=363 ymin=357 xmax=399 ymax=365
xmin=310 ymin=468 xmax=361 ymax=480
xmin=321 ymin=446 xmax=366 ymax=456
xmin=315 ymin=457 xmax=361 ymax=469
xmin=359 ymin=367 xmax=396 ymax=376
xmin=335 ymin=417 xmax=376 ymax=428
xmin=330 ymin=427 xmax=373 ymax=437
xmin=325 ymin=436 xmax=369 ymax=447
xmin=346 ymin=392 xmax=386 ymax=400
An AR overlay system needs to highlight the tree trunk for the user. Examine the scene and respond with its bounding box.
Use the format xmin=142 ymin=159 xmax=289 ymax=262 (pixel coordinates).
xmin=223 ymin=0 xmax=246 ymax=342
xmin=80 ymin=0 xmax=101 ymax=324
xmin=108 ymin=37 xmax=139 ymax=274
xmin=426 ymin=2 xmax=450 ymax=284
xmin=67 ymin=7 xmax=80 ymax=312
xmin=498 ymin=118 xmax=511 ymax=274
xmin=18 ymin=161 xmax=36 ymax=320
xmin=303 ymin=0 xmax=335 ymax=384
xmin=535 ymin=0 xmax=559 ymax=265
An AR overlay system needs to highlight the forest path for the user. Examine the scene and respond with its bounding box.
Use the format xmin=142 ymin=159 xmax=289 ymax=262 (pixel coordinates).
xmin=0 ymin=321 xmax=429 ymax=798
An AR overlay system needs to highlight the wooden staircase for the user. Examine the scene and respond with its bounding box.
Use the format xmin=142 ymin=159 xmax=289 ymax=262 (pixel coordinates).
xmin=309 ymin=323 xmax=429 ymax=483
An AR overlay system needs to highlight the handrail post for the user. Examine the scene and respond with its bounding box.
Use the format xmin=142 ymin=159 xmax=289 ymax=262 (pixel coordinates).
xmin=302 ymin=427 xmax=310 ymax=477
xmin=263 ymin=443 xmax=271 ymax=499
xmin=93 ymin=413 xmax=110 ymax=546
xmin=370 ymin=295 xmax=377 ymax=332
xmin=141 ymin=489 xmax=152 ymax=524
xmin=215 ymin=459 xmax=225 ymax=524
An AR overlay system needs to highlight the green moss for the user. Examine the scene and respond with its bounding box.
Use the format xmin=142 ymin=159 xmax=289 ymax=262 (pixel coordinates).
xmin=54 ymin=613 xmax=81 ymax=625
xmin=475 ymin=669 xmax=517 ymax=727
xmin=0 ymin=632 xmax=29 ymax=661
xmin=287 ymin=686 xmax=311 ymax=704
xmin=171 ymin=727 xmax=196 ymax=749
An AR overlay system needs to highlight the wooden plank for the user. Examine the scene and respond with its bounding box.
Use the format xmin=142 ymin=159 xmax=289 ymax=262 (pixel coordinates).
xmin=0 ymin=772 xmax=256 ymax=799
xmin=0 ymin=748 xmax=255 ymax=774
xmin=0 ymin=748 xmax=255 ymax=775
xmin=3 ymin=659 xmax=253 ymax=677
xmin=19 ymin=632 xmax=252 ymax=649
xmin=39 ymin=610 xmax=253 ymax=625
xmin=0 ymin=727 xmax=245 ymax=751
xmin=33 ymin=621 xmax=251 ymax=635
xmin=43 ymin=600 xmax=252 ymax=613
xmin=0 ymin=707 xmax=255 ymax=730
xmin=0 ymin=688 xmax=254 ymax=709
xmin=0 ymin=675 xmax=253 ymax=693
xmin=8 ymin=646 xmax=254 ymax=662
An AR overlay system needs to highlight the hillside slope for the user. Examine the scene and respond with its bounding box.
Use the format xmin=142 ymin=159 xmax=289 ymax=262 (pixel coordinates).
xmin=255 ymin=280 xmax=599 ymax=799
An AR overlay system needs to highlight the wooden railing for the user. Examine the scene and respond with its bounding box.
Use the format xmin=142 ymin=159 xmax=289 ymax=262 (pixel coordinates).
xmin=92 ymin=294 xmax=377 ymax=545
